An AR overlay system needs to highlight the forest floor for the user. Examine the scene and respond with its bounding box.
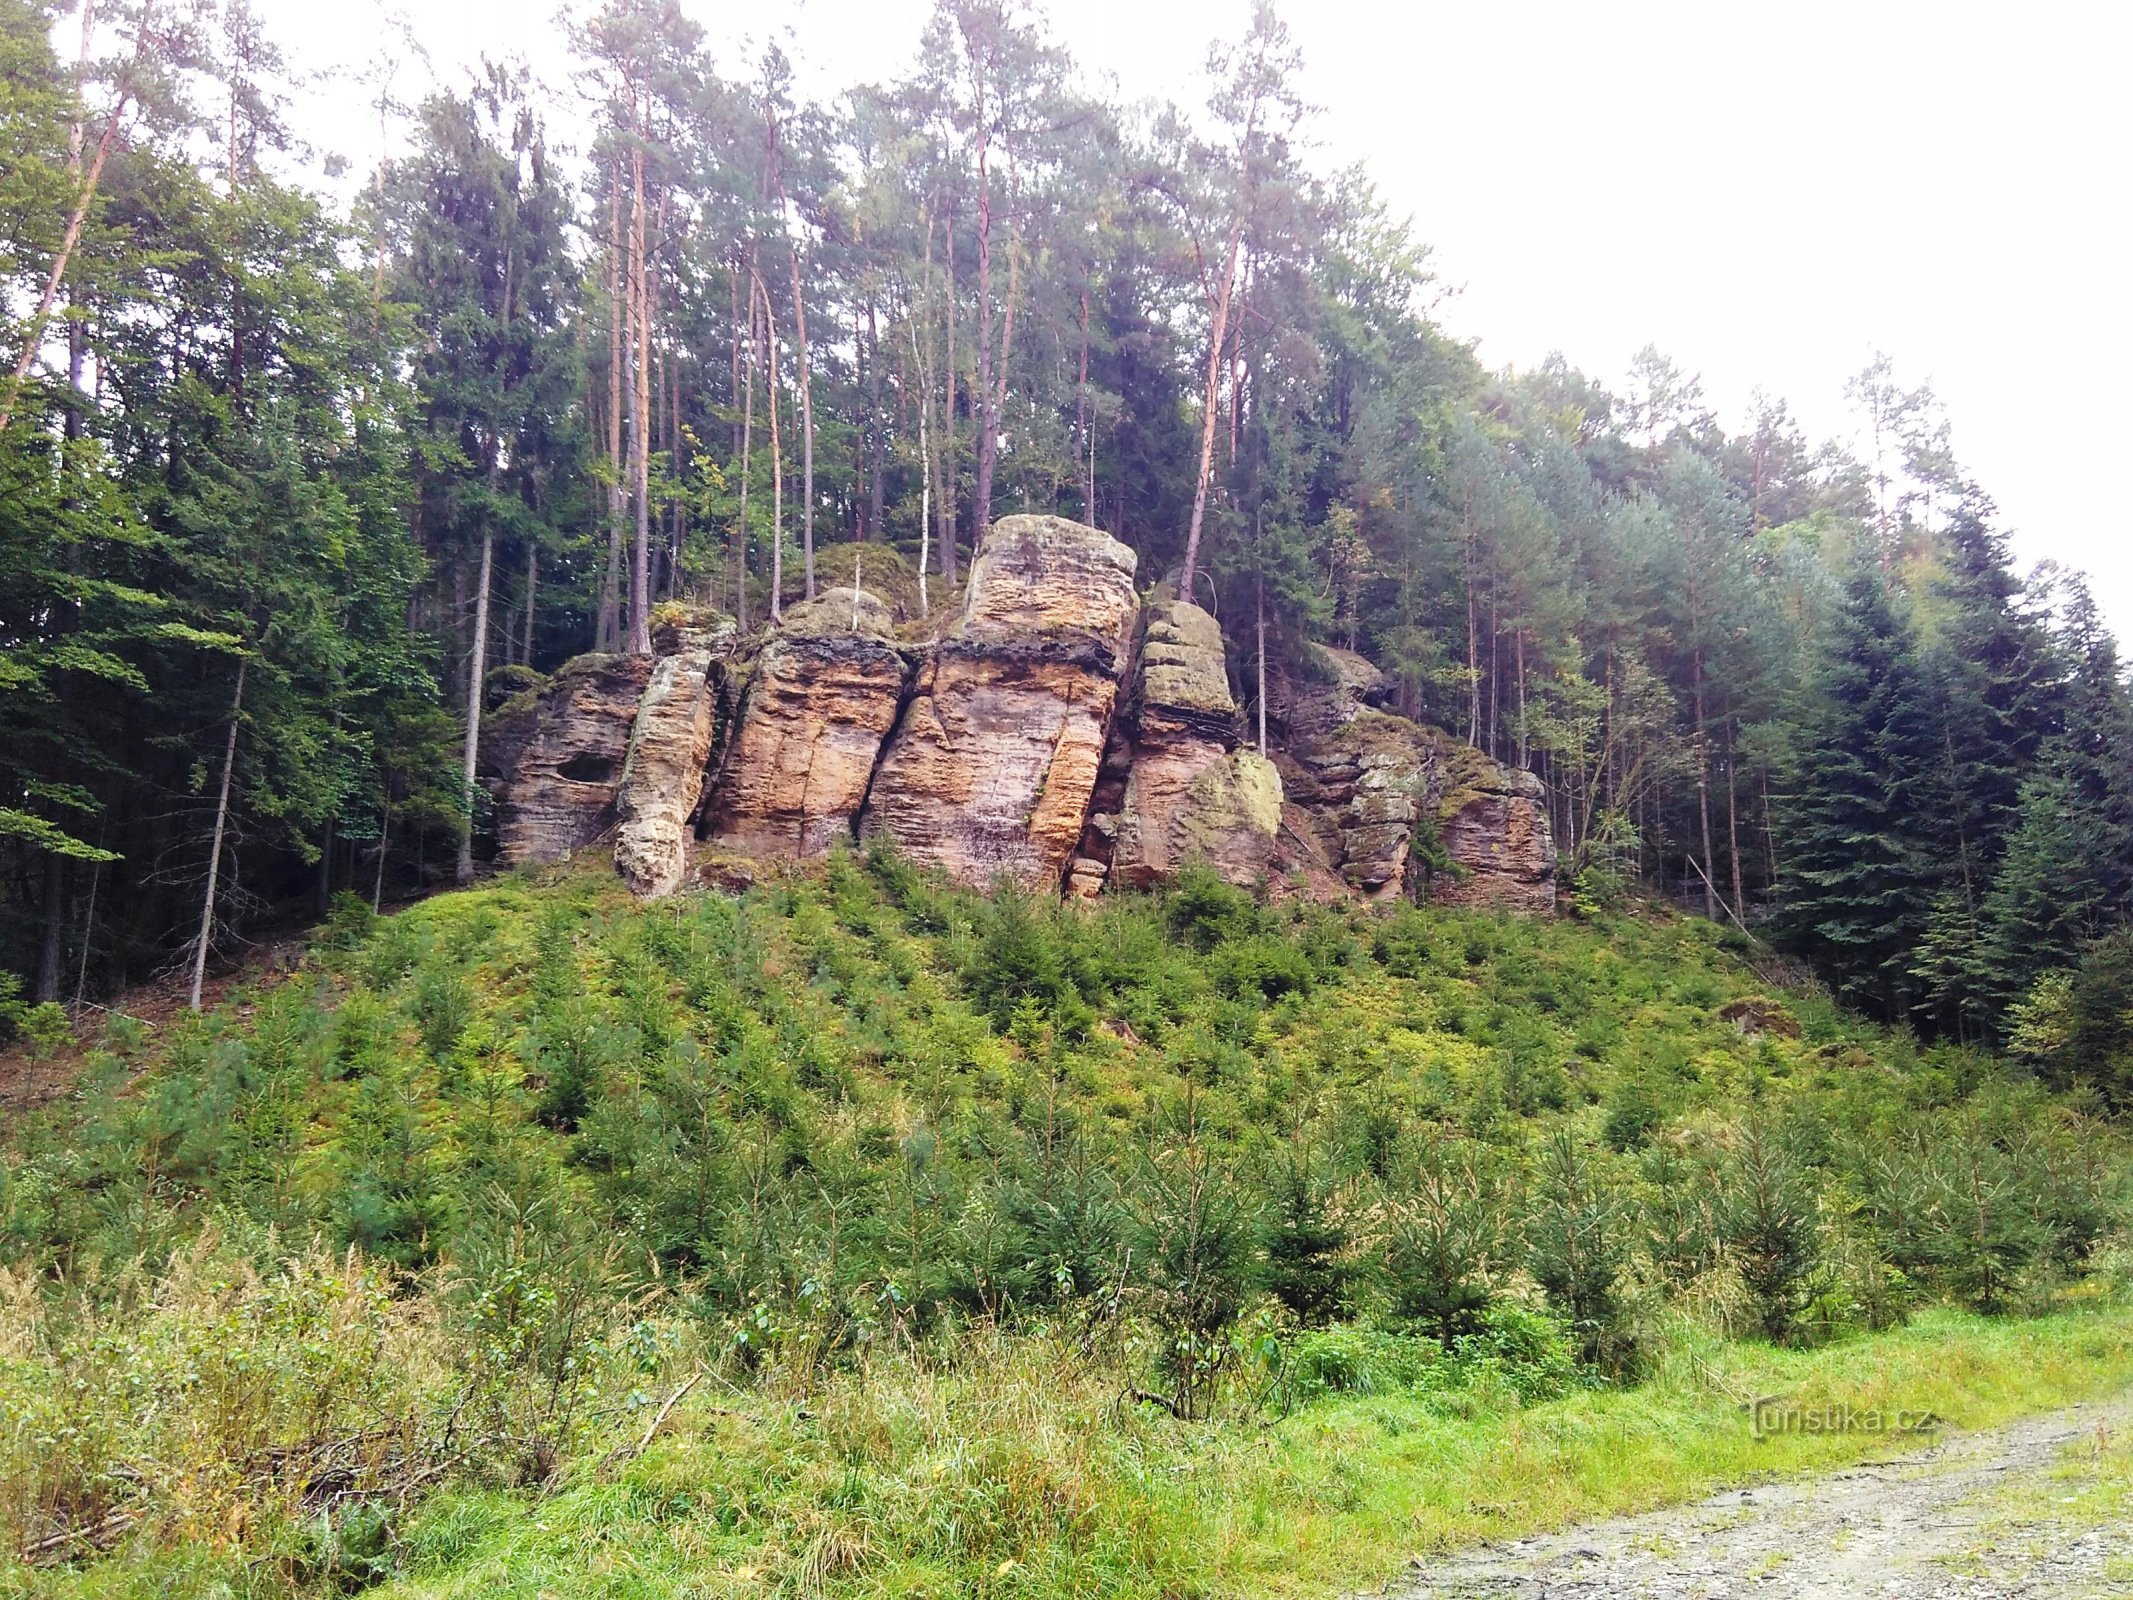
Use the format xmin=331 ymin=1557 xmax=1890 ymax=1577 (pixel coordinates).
xmin=1401 ymin=1391 xmax=2133 ymax=1599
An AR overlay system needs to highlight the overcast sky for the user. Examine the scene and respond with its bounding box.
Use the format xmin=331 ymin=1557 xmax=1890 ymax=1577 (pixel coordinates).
xmin=268 ymin=0 xmax=2133 ymax=638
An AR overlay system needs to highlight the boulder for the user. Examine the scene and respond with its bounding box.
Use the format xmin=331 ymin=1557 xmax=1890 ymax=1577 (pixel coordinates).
xmin=613 ymin=618 xmax=735 ymax=898
xmin=1109 ymin=601 xmax=1279 ymax=888
xmin=496 ymin=653 xmax=654 ymax=867
xmin=704 ymin=588 xmax=913 ymax=861
xmin=863 ymin=515 xmax=1138 ymax=888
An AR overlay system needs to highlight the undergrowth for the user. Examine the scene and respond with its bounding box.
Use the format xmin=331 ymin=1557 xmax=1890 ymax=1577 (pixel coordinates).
xmin=1 ymin=848 xmax=2128 ymax=1596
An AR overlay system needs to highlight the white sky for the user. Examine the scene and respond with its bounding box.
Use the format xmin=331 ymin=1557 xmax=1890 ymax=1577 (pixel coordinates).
xmin=267 ymin=0 xmax=2133 ymax=638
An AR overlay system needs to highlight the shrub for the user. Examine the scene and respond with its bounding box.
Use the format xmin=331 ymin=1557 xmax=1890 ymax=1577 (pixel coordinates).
xmin=1720 ymin=1120 xmax=1822 ymax=1342
xmin=1263 ymin=1144 xmax=1352 ymax=1326
xmin=1383 ymin=1139 xmax=1510 ymax=1347
xmin=1525 ymin=1131 xmax=1636 ymax=1370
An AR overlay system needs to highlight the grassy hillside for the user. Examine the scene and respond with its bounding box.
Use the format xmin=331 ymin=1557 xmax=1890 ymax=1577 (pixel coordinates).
xmin=3 ymin=851 xmax=2130 ymax=1597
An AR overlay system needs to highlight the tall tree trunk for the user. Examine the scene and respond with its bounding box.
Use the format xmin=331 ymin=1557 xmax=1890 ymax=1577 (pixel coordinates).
xmin=1693 ymin=658 xmax=1717 ymax=921
xmin=865 ymin=291 xmax=885 ymax=538
xmin=768 ymin=106 xmax=815 ymax=599
xmin=190 ymin=657 xmax=246 ymax=1012
xmin=626 ymin=128 xmax=653 ymax=656
xmin=751 ymin=266 xmax=784 ymax=623
xmin=520 ymin=540 xmax=537 ymax=665
xmin=456 ymin=519 xmax=494 ymax=886
xmin=1077 ymin=285 xmax=1093 ymax=518
xmin=971 ymin=79 xmax=997 ymax=551
xmin=913 ymin=320 xmax=932 ymax=618
xmin=1255 ymin=572 xmax=1268 ymax=758
xmin=37 ymin=856 xmax=64 ymax=1004
xmin=372 ymin=783 xmax=391 ymax=913
xmin=1726 ymin=717 xmax=1746 ymax=924
xmin=1515 ymin=628 xmax=1528 ymax=768
xmin=1464 ymin=519 xmax=1480 ymax=747
xmin=1 ymin=76 xmax=127 ymax=431
xmin=736 ymin=276 xmax=754 ymax=631
xmin=939 ymin=212 xmax=959 ymax=585
xmin=599 ymin=171 xmax=625 ymax=652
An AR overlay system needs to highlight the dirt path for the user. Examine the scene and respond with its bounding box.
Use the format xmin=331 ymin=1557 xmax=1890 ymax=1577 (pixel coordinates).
xmin=1402 ymin=1395 xmax=2132 ymax=1599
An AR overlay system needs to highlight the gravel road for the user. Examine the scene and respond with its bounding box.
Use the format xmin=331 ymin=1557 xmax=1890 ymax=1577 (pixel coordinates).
xmin=1401 ymin=1395 xmax=2131 ymax=1599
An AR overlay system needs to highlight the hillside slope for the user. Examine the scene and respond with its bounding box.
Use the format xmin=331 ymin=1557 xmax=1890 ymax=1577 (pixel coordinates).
xmin=2 ymin=854 xmax=2129 ymax=1596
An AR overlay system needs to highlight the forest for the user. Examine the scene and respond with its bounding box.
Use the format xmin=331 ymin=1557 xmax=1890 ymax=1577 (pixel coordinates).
xmin=5 ymin=2 xmax=2133 ymax=1592
xmin=3 ymin=0 xmax=2132 ymax=1065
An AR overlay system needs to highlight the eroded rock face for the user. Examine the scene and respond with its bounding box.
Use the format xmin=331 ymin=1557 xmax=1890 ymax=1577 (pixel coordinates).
xmin=1270 ymin=646 xmax=1555 ymax=908
xmin=863 ymin=515 xmax=1137 ymax=888
xmin=497 ymin=654 xmax=654 ymax=868
xmin=705 ymin=588 xmax=912 ymax=861
xmin=1107 ymin=601 xmax=1280 ymax=889
xmin=1431 ymin=747 xmax=1558 ymax=911
xmin=613 ymin=619 xmax=735 ymax=898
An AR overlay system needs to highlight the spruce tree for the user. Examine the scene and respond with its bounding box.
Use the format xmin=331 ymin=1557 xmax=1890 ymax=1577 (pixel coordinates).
xmin=1772 ymin=568 xmax=1951 ymax=1020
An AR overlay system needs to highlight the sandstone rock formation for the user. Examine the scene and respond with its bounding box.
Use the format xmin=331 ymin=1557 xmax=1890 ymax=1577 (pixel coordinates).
xmin=483 ymin=525 xmax=1552 ymax=913
xmin=1430 ymin=743 xmax=1558 ymax=911
xmin=494 ymin=653 xmax=654 ymax=868
xmin=613 ymin=618 xmax=734 ymax=897
xmin=704 ymin=588 xmax=912 ymax=862
xmin=863 ymin=514 xmax=1138 ymax=888
xmin=1102 ymin=600 xmax=1282 ymax=890
xmin=1270 ymin=645 xmax=1555 ymax=909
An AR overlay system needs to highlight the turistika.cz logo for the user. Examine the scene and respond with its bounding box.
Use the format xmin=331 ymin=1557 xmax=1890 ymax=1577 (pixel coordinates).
xmin=1749 ymin=1399 xmax=1942 ymax=1438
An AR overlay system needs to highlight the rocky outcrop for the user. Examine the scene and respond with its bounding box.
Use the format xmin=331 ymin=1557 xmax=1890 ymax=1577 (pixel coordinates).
xmin=705 ymin=588 xmax=913 ymax=862
xmin=1270 ymin=645 xmax=1555 ymax=909
xmin=485 ymin=530 xmax=1551 ymax=913
xmin=1431 ymin=745 xmax=1558 ymax=911
xmin=613 ymin=618 xmax=735 ymax=897
xmin=863 ymin=515 xmax=1138 ymax=888
xmin=495 ymin=653 xmax=655 ymax=868
xmin=1100 ymin=600 xmax=1282 ymax=891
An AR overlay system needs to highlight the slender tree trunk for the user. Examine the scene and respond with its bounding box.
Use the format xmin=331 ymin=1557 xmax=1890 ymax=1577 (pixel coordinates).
xmin=736 ymin=277 xmax=754 ymax=631
xmin=1 ymin=83 xmax=127 ymax=432
xmin=1255 ymin=572 xmax=1268 ymax=757
xmin=190 ymin=657 xmax=246 ymax=1012
xmin=1077 ymin=285 xmax=1094 ymax=518
xmin=372 ymin=784 xmax=390 ymax=913
xmin=972 ymin=80 xmax=998 ymax=550
xmin=1464 ymin=520 xmax=1480 ymax=747
xmin=768 ymin=107 xmax=816 ymax=599
xmin=456 ymin=520 xmax=494 ymax=885
xmin=75 ymin=842 xmax=102 ymax=1005
xmin=1726 ymin=717 xmax=1746 ymax=924
xmin=729 ymin=260 xmax=743 ymax=457
xmin=866 ymin=291 xmax=885 ymax=538
xmin=521 ymin=540 xmax=537 ymax=665
xmin=907 ymin=304 xmax=933 ymax=618
xmin=1693 ymin=659 xmax=1717 ymax=921
xmin=1515 ymin=628 xmax=1528 ymax=768
xmin=626 ymin=130 xmax=652 ymax=655
xmin=599 ymin=171 xmax=625 ymax=652
xmin=37 ymin=856 xmax=64 ymax=1004
xmin=940 ymin=212 xmax=959 ymax=584
xmin=751 ymin=266 xmax=784 ymax=623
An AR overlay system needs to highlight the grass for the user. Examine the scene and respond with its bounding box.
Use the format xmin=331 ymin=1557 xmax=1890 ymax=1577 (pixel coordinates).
xmin=17 ymin=1302 xmax=2128 ymax=1600
xmin=383 ymin=1304 xmax=2133 ymax=1600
